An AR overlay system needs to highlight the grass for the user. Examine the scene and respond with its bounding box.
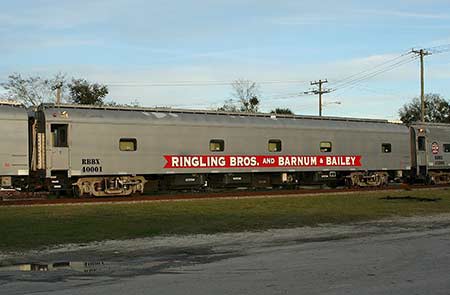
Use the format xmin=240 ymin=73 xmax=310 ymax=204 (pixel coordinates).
xmin=1 ymin=189 xmax=450 ymax=251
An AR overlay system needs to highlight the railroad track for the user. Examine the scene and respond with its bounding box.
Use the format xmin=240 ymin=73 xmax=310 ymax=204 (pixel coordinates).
xmin=1 ymin=184 xmax=448 ymax=207
xmin=0 ymin=190 xmax=49 ymax=202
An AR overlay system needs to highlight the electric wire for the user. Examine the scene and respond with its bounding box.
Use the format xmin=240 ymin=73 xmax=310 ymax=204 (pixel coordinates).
xmin=331 ymin=54 xmax=419 ymax=93
xmin=426 ymin=43 xmax=450 ymax=54
xmin=332 ymin=51 xmax=413 ymax=87
xmin=104 ymin=79 xmax=310 ymax=87
xmin=331 ymin=54 xmax=415 ymax=89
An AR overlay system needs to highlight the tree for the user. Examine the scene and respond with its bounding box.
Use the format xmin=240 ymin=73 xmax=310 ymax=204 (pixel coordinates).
xmin=232 ymin=79 xmax=260 ymax=112
xmin=68 ymin=79 xmax=108 ymax=106
xmin=399 ymin=93 xmax=450 ymax=124
xmin=271 ymin=108 xmax=294 ymax=115
xmin=217 ymin=79 xmax=261 ymax=113
xmin=241 ymin=96 xmax=259 ymax=113
xmin=0 ymin=73 xmax=66 ymax=106
xmin=217 ymin=99 xmax=239 ymax=112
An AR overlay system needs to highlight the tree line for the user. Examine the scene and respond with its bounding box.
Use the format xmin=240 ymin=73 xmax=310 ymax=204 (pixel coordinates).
xmin=1 ymin=73 xmax=448 ymax=123
xmin=0 ymin=74 xmax=110 ymax=106
xmin=398 ymin=93 xmax=450 ymax=124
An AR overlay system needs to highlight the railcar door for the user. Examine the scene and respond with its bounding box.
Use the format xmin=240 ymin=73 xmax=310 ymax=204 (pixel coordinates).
xmin=50 ymin=124 xmax=70 ymax=170
xmin=415 ymin=132 xmax=428 ymax=177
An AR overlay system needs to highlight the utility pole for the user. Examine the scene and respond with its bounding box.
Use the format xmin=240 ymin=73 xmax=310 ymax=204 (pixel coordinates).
xmin=53 ymin=82 xmax=63 ymax=105
xmin=309 ymin=79 xmax=330 ymax=116
xmin=411 ymin=49 xmax=431 ymax=122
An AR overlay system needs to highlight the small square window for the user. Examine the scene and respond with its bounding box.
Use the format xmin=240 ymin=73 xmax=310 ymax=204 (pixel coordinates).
xmin=120 ymin=138 xmax=137 ymax=151
xmin=444 ymin=144 xmax=450 ymax=153
xmin=51 ymin=124 xmax=68 ymax=147
xmin=268 ymin=139 xmax=282 ymax=152
xmin=210 ymin=139 xmax=224 ymax=152
xmin=320 ymin=141 xmax=332 ymax=152
xmin=382 ymin=143 xmax=392 ymax=153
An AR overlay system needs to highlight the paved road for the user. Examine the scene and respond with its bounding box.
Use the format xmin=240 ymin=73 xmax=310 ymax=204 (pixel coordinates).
xmin=2 ymin=217 xmax=450 ymax=294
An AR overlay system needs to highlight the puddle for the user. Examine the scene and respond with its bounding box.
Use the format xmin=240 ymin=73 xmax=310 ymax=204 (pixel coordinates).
xmin=0 ymin=246 xmax=242 ymax=281
xmin=380 ymin=195 xmax=441 ymax=202
xmin=0 ymin=261 xmax=106 ymax=273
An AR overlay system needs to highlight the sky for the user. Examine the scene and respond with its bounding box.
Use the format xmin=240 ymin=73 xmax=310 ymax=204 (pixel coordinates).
xmin=1 ymin=0 xmax=450 ymax=119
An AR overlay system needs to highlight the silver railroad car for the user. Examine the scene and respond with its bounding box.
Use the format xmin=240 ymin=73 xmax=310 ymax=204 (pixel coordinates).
xmin=0 ymin=103 xmax=29 ymax=189
xmin=32 ymin=104 xmax=411 ymax=196
xmin=410 ymin=123 xmax=450 ymax=183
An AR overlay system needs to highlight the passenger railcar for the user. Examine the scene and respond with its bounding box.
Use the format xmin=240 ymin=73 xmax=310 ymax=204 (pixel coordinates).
xmin=0 ymin=103 xmax=29 ymax=190
xmin=410 ymin=123 xmax=450 ymax=184
xmin=31 ymin=104 xmax=411 ymax=196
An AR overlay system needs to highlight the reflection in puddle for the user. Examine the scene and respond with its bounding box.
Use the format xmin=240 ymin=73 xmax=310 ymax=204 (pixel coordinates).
xmin=0 ymin=261 xmax=105 ymax=273
xmin=0 ymin=247 xmax=238 ymax=279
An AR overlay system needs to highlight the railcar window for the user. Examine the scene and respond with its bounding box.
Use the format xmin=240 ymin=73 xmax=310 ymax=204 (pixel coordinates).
xmin=119 ymin=138 xmax=137 ymax=151
xmin=51 ymin=124 xmax=68 ymax=147
xmin=210 ymin=139 xmax=224 ymax=152
xmin=382 ymin=143 xmax=392 ymax=153
xmin=444 ymin=144 xmax=450 ymax=153
xmin=418 ymin=136 xmax=426 ymax=151
xmin=268 ymin=139 xmax=282 ymax=152
xmin=320 ymin=141 xmax=332 ymax=152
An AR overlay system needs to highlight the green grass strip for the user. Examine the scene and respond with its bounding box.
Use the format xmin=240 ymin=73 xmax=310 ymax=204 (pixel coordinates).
xmin=1 ymin=189 xmax=450 ymax=251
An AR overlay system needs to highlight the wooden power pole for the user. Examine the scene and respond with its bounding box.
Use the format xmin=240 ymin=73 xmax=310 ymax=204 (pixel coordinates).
xmin=53 ymin=82 xmax=63 ymax=105
xmin=309 ymin=79 xmax=330 ymax=116
xmin=411 ymin=49 xmax=431 ymax=122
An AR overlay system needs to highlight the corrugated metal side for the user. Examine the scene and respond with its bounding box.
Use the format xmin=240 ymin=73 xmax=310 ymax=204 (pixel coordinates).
xmin=0 ymin=105 xmax=29 ymax=176
xmin=38 ymin=106 xmax=412 ymax=176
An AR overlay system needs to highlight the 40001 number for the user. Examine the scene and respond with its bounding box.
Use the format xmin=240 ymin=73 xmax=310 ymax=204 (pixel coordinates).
xmin=82 ymin=166 xmax=103 ymax=173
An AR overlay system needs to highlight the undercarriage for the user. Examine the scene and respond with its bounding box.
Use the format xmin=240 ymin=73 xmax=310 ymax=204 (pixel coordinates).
xmin=73 ymin=176 xmax=147 ymax=197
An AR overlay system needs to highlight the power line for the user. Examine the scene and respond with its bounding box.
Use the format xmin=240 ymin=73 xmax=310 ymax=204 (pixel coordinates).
xmin=263 ymin=51 xmax=420 ymax=106
xmin=425 ymin=43 xmax=450 ymax=54
xmin=266 ymin=91 xmax=313 ymax=100
xmin=347 ymin=84 xmax=404 ymax=96
xmin=306 ymin=46 xmax=439 ymax=98
xmin=331 ymin=54 xmax=419 ymax=93
xmin=270 ymin=51 xmax=420 ymax=103
xmin=104 ymin=79 xmax=310 ymax=87
xmin=331 ymin=53 xmax=416 ymax=89
xmin=332 ymin=51 xmax=413 ymax=87
xmin=295 ymin=51 xmax=418 ymax=99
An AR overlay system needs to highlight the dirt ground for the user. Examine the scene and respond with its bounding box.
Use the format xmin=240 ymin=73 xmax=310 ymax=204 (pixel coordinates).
xmin=2 ymin=213 xmax=450 ymax=264
xmin=2 ymin=213 xmax=450 ymax=294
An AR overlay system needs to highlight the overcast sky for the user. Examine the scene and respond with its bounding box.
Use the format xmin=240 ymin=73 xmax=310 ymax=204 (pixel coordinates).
xmin=1 ymin=0 xmax=450 ymax=119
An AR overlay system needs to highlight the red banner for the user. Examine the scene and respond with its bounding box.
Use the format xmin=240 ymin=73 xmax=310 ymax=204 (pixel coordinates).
xmin=164 ymin=155 xmax=362 ymax=169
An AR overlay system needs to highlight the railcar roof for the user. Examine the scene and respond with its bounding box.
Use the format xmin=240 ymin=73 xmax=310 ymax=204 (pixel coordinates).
xmin=38 ymin=103 xmax=403 ymax=123
xmin=38 ymin=103 xmax=408 ymax=132
xmin=410 ymin=122 xmax=450 ymax=128
xmin=0 ymin=103 xmax=29 ymax=120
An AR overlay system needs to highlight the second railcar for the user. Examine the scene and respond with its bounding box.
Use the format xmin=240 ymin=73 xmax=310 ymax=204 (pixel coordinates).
xmin=410 ymin=123 xmax=450 ymax=183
